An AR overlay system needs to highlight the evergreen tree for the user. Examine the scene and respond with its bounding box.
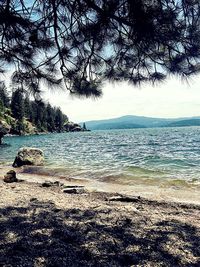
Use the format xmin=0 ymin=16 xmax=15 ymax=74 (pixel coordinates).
xmin=0 ymin=82 xmax=9 ymax=108
xmin=0 ymin=84 xmax=68 ymax=134
xmin=11 ymin=89 xmax=24 ymax=121
xmin=55 ymin=108 xmax=64 ymax=132
xmin=30 ymin=101 xmax=38 ymax=125
xmin=36 ymin=100 xmax=47 ymax=131
xmin=63 ymin=114 xmax=69 ymax=123
xmin=24 ymin=97 xmax=31 ymax=120
xmin=83 ymin=123 xmax=87 ymax=131
xmin=46 ymin=103 xmax=56 ymax=132
xmin=10 ymin=89 xmax=24 ymax=135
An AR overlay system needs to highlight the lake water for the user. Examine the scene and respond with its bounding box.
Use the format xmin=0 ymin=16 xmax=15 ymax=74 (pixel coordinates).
xmin=1 ymin=127 xmax=200 ymax=186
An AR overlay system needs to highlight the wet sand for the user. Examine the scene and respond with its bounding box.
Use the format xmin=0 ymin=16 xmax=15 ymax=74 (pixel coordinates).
xmin=1 ymin=165 xmax=200 ymax=205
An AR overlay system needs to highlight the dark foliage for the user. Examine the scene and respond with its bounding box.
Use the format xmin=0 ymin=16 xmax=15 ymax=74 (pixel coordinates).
xmin=11 ymin=88 xmax=24 ymax=121
xmin=0 ymin=81 xmax=9 ymax=108
xmin=83 ymin=122 xmax=87 ymax=130
xmin=46 ymin=103 xmax=56 ymax=132
xmin=0 ymin=1 xmax=200 ymax=97
xmin=21 ymin=98 xmax=68 ymax=133
xmin=24 ymin=97 xmax=31 ymax=120
xmin=0 ymin=83 xmax=68 ymax=133
xmin=22 ymin=97 xmax=68 ymax=133
xmin=55 ymin=108 xmax=65 ymax=132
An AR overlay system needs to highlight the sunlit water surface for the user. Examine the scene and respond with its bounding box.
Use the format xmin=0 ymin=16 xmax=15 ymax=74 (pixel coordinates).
xmin=1 ymin=127 xmax=200 ymax=186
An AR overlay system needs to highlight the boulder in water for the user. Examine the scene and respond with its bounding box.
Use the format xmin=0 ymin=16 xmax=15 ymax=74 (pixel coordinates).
xmin=64 ymin=121 xmax=84 ymax=132
xmin=3 ymin=170 xmax=18 ymax=183
xmin=13 ymin=147 xmax=44 ymax=167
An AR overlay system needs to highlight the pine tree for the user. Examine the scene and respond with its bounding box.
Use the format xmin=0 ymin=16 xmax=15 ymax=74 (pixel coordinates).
xmin=30 ymin=101 xmax=38 ymax=125
xmin=24 ymin=97 xmax=31 ymax=120
xmin=46 ymin=103 xmax=55 ymax=132
xmin=0 ymin=83 xmax=69 ymax=135
xmin=0 ymin=82 xmax=9 ymax=108
xmin=0 ymin=1 xmax=200 ymax=97
xmin=34 ymin=100 xmax=47 ymax=131
xmin=83 ymin=123 xmax=87 ymax=131
xmin=55 ymin=108 xmax=64 ymax=132
xmin=10 ymin=89 xmax=24 ymax=135
xmin=11 ymin=89 xmax=24 ymax=121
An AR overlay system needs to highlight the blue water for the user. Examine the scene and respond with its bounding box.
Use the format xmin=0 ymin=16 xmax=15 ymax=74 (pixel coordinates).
xmin=1 ymin=127 xmax=200 ymax=184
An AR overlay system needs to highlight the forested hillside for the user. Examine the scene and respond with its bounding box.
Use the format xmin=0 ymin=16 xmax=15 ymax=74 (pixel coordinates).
xmin=0 ymin=82 xmax=84 ymax=137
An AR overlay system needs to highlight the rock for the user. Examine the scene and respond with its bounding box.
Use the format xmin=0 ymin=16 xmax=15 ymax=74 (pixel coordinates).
xmin=41 ymin=181 xmax=63 ymax=187
xmin=63 ymin=185 xmax=85 ymax=188
xmin=62 ymin=186 xmax=85 ymax=194
xmin=30 ymin=198 xmax=38 ymax=202
xmin=41 ymin=181 xmax=52 ymax=187
xmin=53 ymin=181 xmax=63 ymax=186
xmin=13 ymin=147 xmax=44 ymax=167
xmin=0 ymin=120 xmax=10 ymax=144
xmin=107 ymin=195 xmax=141 ymax=203
xmin=64 ymin=121 xmax=84 ymax=132
xmin=0 ymin=120 xmax=10 ymax=134
xmin=72 ymin=126 xmax=82 ymax=132
xmin=3 ymin=170 xmax=18 ymax=183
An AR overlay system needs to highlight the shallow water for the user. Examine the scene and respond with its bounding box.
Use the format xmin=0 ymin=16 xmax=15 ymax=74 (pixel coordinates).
xmin=1 ymin=127 xmax=200 ymax=186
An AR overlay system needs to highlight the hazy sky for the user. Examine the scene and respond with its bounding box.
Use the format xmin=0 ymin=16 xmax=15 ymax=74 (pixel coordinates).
xmin=43 ymin=74 xmax=200 ymax=122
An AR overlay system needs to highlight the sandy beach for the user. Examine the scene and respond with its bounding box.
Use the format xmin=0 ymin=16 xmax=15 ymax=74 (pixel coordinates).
xmin=0 ymin=166 xmax=200 ymax=267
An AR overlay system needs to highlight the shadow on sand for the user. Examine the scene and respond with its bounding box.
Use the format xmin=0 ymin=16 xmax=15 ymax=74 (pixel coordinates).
xmin=0 ymin=199 xmax=200 ymax=267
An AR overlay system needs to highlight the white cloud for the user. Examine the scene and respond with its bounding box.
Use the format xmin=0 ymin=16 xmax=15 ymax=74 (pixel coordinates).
xmin=43 ymin=75 xmax=200 ymax=122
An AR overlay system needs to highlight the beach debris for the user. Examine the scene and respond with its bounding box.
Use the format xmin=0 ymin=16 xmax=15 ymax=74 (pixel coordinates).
xmin=63 ymin=185 xmax=85 ymax=188
xmin=13 ymin=147 xmax=44 ymax=167
xmin=3 ymin=170 xmax=18 ymax=183
xmin=62 ymin=185 xmax=85 ymax=194
xmin=41 ymin=181 xmax=64 ymax=187
xmin=41 ymin=181 xmax=53 ymax=187
xmin=30 ymin=198 xmax=38 ymax=202
xmin=53 ymin=181 xmax=63 ymax=186
xmin=107 ymin=195 xmax=141 ymax=203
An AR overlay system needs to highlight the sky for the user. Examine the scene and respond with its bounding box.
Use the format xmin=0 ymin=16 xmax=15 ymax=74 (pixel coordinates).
xmin=43 ymin=74 xmax=200 ymax=123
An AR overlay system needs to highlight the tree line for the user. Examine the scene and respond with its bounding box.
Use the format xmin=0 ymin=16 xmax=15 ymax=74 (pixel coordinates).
xmin=0 ymin=82 xmax=68 ymax=135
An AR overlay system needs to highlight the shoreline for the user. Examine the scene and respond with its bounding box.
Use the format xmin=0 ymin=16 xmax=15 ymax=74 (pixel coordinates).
xmin=1 ymin=164 xmax=200 ymax=205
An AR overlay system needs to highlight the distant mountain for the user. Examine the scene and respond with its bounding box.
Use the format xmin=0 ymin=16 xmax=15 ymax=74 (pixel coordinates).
xmin=87 ymin=121 xmax=146 ymax=130
xmin=166 ymin=119 xmax=200 ymax=127
xmin=81 ymin=115 xmax=200 ymax=130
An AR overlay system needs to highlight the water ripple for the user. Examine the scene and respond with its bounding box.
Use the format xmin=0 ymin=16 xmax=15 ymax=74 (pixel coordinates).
xmin=1 ymin=127 xmax=200 ymax=183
